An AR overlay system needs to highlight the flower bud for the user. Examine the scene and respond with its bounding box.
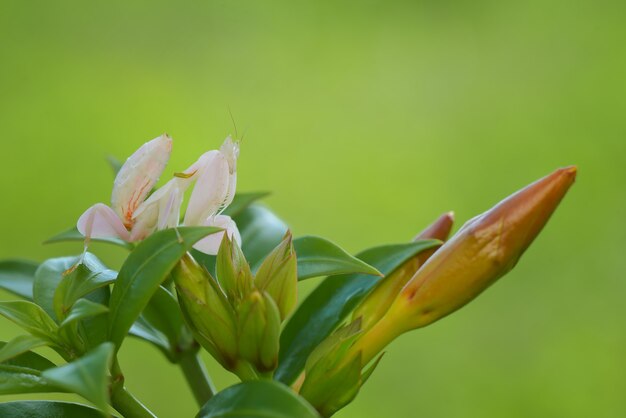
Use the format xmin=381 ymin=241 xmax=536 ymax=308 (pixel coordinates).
xmin=352 ymin=212 xmax=454 ymax=331
xmin=173 ymin=253 xmax=238 ymax=369
xmin=300 ymin=320 xmax=364 ymax=418
xmin=216 ymin=235 xmax=253 ymax=304
xmin=255 ymin=232 xmax=298 ymax=320
xmin=237 ymin=290 xmax=281 ymax=373
xmin=350 ymin=166 xmax=577 ymax=365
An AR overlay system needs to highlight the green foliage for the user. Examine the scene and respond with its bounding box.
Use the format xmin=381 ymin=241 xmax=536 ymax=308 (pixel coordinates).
xmin=276 ymin=240 xmax=440 ymax=385
xmin=0 ymin=260 xmax=38 ymax=299
xmin=41 ymin=343 xmax=114 ymax=413
xmin=107 ymin=226 xmax=221 ymax=350
xmin=0 ymin=334 xmax=49 ymax=363
xmin=0 ymin=401 xmax=110 ymax=418
xmin=293 ymin=236 xmax=382 ymax=280
xmin=196 ymin=380 xmax=320 ymax=418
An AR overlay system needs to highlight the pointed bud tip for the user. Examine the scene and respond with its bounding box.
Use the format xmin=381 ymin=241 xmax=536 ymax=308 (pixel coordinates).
xmin=558 ymin=165 xmax=577 ymax=180
xmin=415 ymin=211 xmax=456 ymax=242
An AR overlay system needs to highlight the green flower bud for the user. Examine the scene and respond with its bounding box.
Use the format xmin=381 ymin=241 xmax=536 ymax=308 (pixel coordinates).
xmin=255 ymin=232 xmax=298 ymax=320
xmin=237 ymin=290 xmax=281 ymax=373
xmin=353 ymin=212 xmax=454 ymax=331
xmin=216 ymin=234 xmax=253 ymax=305
xmin=300 ymin=320 xmax=364 ymax=418
xmin=173 ymin=253 xmax=238 ymax=369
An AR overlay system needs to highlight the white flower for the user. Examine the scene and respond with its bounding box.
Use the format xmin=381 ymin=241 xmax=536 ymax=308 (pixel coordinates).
xmin=77 ymin=134 xmax=241 ymax=255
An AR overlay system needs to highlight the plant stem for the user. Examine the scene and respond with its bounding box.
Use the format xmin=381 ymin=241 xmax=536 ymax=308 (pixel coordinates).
xmin=232 ymin=360 xmax=259 ymax=381
xmin=179 ymin=352 xmax=216 ymax=406
xmin=111 ymin=386 xmax=156 ymax=418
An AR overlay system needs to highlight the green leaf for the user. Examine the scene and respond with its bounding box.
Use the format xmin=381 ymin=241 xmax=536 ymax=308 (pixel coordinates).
xmin=0 ymin=259 xmax=38 ymax=299
xmin=41 ymin=342 xmax=114 ymax=413
xmin=222 ymin=192 xmax=270 ymax=218
xmin=237 ymin=205 xmax=289 ymax=271
xmin=293 ymin=236 xmax=382 ymax=280
xmin=0 ymin=401 xmax=109 ymax=417
xmin=0 ymin=335 xmax=49 ymax=363
xmin=0 ymin=341 xmax=57 ymax=371
xmin=54 ymin=258 xmax=117 ymax=317
xmin=0 ymin=301 xmax=59 ymax=342
xmin=0 ymin=365 xmax=61 ymax=395
xmin=44 ymin=227 xmax=134 ymax=250
xmin=108 ymin=227 xmax=221 ymax=350
xmin=276 ymin=240 xmax=441 ymax=385
xmin=129 ymin=286 xmax=190 ymax=362
xmin=196 ymin=380 xmax=320 ymax=418
xmin=34 ymin=256 xmax=79 ymax=320
xmin=0 ymin=341 xmax=59 ymax=395
xmin=59 ymin=300 xmax=108 ymax=329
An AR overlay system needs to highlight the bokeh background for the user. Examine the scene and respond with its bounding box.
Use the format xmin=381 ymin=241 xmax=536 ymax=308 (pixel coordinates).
xmin=1 ymin=1 xmax=625 ymax=417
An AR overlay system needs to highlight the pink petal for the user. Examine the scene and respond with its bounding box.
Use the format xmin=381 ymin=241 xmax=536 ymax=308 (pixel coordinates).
xmin=111 ymin=134 xmax=172 ymax=228
xmin=77 ymin=203 xmax=130 ymax=241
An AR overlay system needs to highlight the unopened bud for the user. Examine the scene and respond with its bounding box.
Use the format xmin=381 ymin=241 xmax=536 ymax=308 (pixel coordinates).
xmin=237 ymin=290 xmax=281 ymax=373
xmin=300 ymin=320 xmax=364 ymax=418
xmin=350 ymin=166 xmax=577 ymax=366
xmin=255 ymin=232 xmax=298 ymax=320
xmin=173 ymin=253 xmax=238 ymax=369
xmin=352 ymin=212 xmax=454 ymax=331
xmin=216 ymin=235 xmax=253 ymax=304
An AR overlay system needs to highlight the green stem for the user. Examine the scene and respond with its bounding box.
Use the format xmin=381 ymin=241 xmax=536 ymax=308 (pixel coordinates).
xmin=179 ymin=352 xmax=216 ymax=406
xmin=232 ymin=361 xmax=259 ymax=381
xmin=111 ymin=386 xmax=156 ymax=418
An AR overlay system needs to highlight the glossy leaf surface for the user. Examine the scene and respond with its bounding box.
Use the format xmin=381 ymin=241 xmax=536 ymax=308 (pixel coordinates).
xmin=0 ymin=259 xmax=38 ymax=300
xmin=197 ymin=380 xmax=319 ymax=418
xmin=276 ymin=240 xmax=440 ymax=384
xmin=293 ymin=236 xmax=382 ymax=280
xmin=108 ymin=227 xmax=220 ymax=349
xmin=41 ymin=343 xmax=114 ymax=413
xmin=0 ymin=401 xmax=108 ymax=417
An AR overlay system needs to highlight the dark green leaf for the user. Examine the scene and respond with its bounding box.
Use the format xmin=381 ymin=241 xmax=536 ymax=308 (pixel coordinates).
xmin=0 ymin=301 xmax=59 ymax=342
xmin=34 ymin=256 xmax=79 ymax=320
xmin=0 ymin=335 xmax=49 ymax=363
xmin=129 ymin=286 xmax=190 ymax=362
xmin=54 ymin=260 xmax=117 ymax=316
xmin=222 ymin=192 xmax=270 ymax=218
xmin=44 ymin=227 xmax=134 ymax=250
xmin=0 ymin=401 xmax=108 ymax=417
xmin=196 ymin=380 xmax=319 ymax=418
xmin=0 ymin=259 xmax=38 ymax=299
xmin=293 ymin=236 xmax=382 ymax=280
xmin=236 ymin=205 xmax=288 ymax=271
xmin=276 ymin=240 xmax=441 ymax=385
xmin=0 ymin=365 xmax=61 ymax=395
xmin=41 ymin=342 xmax=114 ymax=413
xmin=0 ymin=341 xmax=56 ymax=371
xmin=59 ymin=300 xmax=108 ymax=329
xmin=108 ymin=227 xmax=221 ymax=350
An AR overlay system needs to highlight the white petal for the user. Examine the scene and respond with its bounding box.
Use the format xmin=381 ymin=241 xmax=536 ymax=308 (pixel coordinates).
xmin=130 ymin=179 xmax=183 ymax=241
xmin=192 ymin=215 xmax=241 ymax=255
xmin=183 ymin=151 xmax=231 ymax=226
xmin=111 ymin=134 xmax=172 ymax=229
xmin=77 ymin=203 xmax=130 ymax=241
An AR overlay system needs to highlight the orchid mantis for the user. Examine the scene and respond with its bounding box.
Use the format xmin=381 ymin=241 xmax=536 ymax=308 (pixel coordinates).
xmin=77 ymin=134 xmax=241 ymax=255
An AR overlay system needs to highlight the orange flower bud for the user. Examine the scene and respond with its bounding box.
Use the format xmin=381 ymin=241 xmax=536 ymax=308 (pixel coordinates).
xmin=350 ymin=166 xmax=577 ymax=365
xmin=352 ymin=212 xmax=454 ymax=331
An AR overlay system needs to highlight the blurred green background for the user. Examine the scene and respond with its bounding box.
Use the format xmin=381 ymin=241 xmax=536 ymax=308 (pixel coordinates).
xmin=1 ymin=0 xmax=625 ymax=417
